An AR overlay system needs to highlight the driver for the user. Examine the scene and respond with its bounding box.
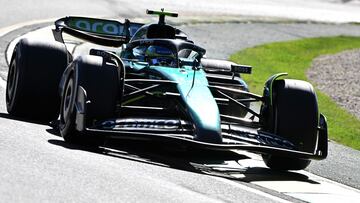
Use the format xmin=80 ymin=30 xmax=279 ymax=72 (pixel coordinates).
xmin=145 ymin=45 xmax=177 ymax=67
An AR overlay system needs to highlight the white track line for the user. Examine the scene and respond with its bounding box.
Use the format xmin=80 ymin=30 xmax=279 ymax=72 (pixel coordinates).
xmin=0 ymin=19 xmax=57 ymax=90
xmin=211 ymin=176 xmax=292 ymax=203
xmin=0 ymin=18 xmax=56 ymax=38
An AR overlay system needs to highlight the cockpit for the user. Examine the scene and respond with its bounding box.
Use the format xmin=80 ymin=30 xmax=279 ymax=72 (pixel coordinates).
xmin=122 ymin=38 xmax=206 ymax=68
xmin=121 ymin=9 xmax=205 ymax=68
xmin=131 ymin=44 xmax=177 ymax=67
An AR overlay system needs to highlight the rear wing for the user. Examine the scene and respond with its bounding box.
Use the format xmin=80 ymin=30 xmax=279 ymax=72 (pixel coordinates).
xmin=53 ymin=16 xmax=143 ymax=47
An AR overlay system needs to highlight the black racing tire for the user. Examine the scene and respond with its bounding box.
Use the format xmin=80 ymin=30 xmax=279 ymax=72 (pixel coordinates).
xmin=6 ymin=38 xmax=68 ymax=121
xmin=59 ymin=55 xmax=120 ymax=145
xmin=262 ymin=79 xmax=319 ymax=170
xmin=262 ymin=156 xmax=311 ymax=171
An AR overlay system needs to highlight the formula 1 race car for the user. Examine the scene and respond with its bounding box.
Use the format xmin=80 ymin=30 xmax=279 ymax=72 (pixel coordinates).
xmin=6 ymin=9 xmax=328 ymax=170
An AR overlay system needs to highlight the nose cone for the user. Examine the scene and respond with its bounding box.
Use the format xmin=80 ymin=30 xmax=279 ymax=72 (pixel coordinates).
xmin=152 ymin=66 xmax=222 ymax=143
xmin=180 ymin=83 xmax=222 ymax=144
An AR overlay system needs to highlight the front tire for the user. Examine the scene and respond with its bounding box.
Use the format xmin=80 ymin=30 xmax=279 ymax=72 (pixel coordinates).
xmin=59 ymin=55 xmax=120 ymax=146
xmin=262 ymin=79 xmax=319 ymax=170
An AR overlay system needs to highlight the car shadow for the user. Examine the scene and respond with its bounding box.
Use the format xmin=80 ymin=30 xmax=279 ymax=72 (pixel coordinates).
xmin=48 ymin=138 xmax=200 ymax=171
xmin=0 ymin=112 xmax=51 ymax=126
xmin=0 ymin=111 xmax=318 ymax=184
xmin=47 ymin=130 xmax=318 ymax=185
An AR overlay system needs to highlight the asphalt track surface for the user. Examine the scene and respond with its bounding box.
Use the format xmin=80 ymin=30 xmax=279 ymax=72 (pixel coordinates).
xmin=1 ymin=1 xmax=360 ymax=202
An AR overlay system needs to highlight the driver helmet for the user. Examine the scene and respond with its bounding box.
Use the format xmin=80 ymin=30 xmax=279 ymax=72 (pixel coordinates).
xmin=145 ymin=45 xmax=176 ymax=67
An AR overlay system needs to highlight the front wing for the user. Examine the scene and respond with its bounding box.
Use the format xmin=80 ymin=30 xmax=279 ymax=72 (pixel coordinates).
xmin=74 ymin=81 xmax=327 ymax=161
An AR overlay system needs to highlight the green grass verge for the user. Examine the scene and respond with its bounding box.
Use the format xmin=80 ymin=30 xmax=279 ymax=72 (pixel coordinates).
xmin=230 ymin=36 xmax=360 ymax=150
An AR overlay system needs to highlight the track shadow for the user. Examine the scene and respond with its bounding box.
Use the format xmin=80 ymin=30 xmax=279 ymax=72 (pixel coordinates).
xmin=0 ymin=111 xmax=319 ymax=184
xmin=46 ymin=128 xmax=61 ymax=137
xmin=48 ymin=138 xmax=200 ymax=172
xmin=0 ymin=111 xmax=320 ymax=184
xmin=47 ymin=135 xmax=319 ymax=184
xmin=0 ymin=112 xmax=50 ymax=126
xmin=48 ymin=139 xmax=105 ymax=153
xmin=245 ymin=167 xmax=318 ymax=183
xmin=205 ymin=167 xmax=320 ymax=184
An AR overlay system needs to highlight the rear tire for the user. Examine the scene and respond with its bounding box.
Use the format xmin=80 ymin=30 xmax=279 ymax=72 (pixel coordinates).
xmin=6 ymin=38 xmax=68 ymax=121
xmin=59 ymin=55 xmax=120 ymax=146
xmin=262 ymin=79 xmax=319 ymax=170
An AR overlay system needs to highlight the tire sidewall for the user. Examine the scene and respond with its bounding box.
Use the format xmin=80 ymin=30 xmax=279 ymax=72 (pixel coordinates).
xmin=5 ymin=38 xmax=68 ymax=121
xmin=6 ymin=52 xmax=19 ymax=112
xmin=59 ymin=70 xmax=79 ymax=141
xmin=6 ymin=42 xmax=28 ymax=114
xmin=262 ymin=79 xmax=319 ymax=170
xmin=59 ymin=56 xmax=120 ymax=145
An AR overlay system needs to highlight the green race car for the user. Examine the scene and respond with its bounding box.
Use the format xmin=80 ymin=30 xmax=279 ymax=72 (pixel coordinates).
xmin=6 ymin=9 xmax=327 ymax=170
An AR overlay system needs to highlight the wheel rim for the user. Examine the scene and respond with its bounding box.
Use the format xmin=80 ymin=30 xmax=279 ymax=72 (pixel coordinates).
xmin=61 ymin=76 xmax=74 ymax=123
xmin=6 ymin=59 xmax=19 ymax=106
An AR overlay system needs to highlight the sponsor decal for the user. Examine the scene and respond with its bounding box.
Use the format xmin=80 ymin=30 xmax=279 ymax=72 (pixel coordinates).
xmin=101 ymin=118 xmax=184 ymax=130
xmin=67 ymin=18 xmax=125 ymax=36
xmin=65 ymin=17 xmax=143 ymax=37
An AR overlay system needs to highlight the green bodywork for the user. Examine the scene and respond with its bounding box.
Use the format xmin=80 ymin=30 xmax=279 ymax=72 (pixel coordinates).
xmin=129 ymin=62 xmax=222 ymax=143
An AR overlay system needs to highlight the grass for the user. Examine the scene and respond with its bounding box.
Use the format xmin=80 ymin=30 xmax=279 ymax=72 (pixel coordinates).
xmin=230 ymin=36 xmax=360 ymax=150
